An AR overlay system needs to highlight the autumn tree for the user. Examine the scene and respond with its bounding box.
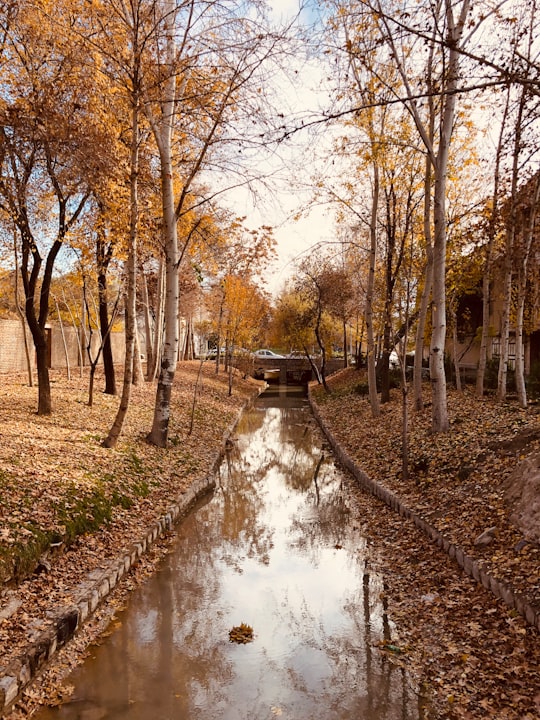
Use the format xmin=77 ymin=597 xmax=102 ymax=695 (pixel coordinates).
xmin=198 ymin=213 xmax=276 ymax=367
xmin=272 ymin=288 xmax=317 ymax=359
xmin=111 ymin=0 xmax=286 ymax=446
xmin=293 ymin=252 xmax=352 ymax=390
xmin=0 ymin=0 xmax=119 ymax=414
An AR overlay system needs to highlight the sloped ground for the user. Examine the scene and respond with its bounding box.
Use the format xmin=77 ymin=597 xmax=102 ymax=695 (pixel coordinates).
xmin=310 ymin=368 xmax=540 ymax=720
xmin=0 ymin=363 xmax=262 ymax=717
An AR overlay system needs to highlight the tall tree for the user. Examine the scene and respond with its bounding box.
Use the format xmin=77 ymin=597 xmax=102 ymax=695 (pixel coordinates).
xmin=377 ymin=0 xmax=472 ymax=432
xmin=0 ymin=0 xmax=114 ymax=414
xmin=139 ymin=0 xmax=285 ymax=446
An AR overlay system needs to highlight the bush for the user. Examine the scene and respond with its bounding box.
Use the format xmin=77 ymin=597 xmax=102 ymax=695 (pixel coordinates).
xmin=484 ymin=357 xmax=516 ymax=392
xmin=527 ymin=361 xmax=540 ymax=399
xmin=355 ymin=382 xmax=369 ymax=396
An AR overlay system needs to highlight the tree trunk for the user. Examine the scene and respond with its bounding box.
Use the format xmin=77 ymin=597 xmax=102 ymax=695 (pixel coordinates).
xmin=88 ymin=363 xmax=96 ymax=408
xmin=80 ymin=293 xmax=87 ymax=374
xmin=147 ymin=141 xmax=179 ymax=447
xmin=497 ymin=89 xmax=526 ymax=401
xmin=133 ymin=320 xmax=144 ymax=385
xmin=401 ymin=282 xmax=412 ymax=482
xmin=102 ymin=81 xmax=140 ymax=447
xmin=63 ymin=288 xmax=84 ymax=378
xmin=35 ymin=334 xmax=51 ymax=415
xmin=146 ymin=0 xmax=179 ymax=447
xmin=497 ymin=243 xmax=513 ymax=401
xmin=380 ymin=0 xmax=471 ymax=431
xmin=314 ymin=306 xmax=329 ymax=392
xmin=98 ymin=267 xmax=116 ymax=395
xmin=413 ymin=155 xmax=433 ymax=411
xmin=148 ymin=257 xmax=165 ymax=382
xmin=366 ymin=164 xmax=380 ymax=417
xmin=430 ymin=170 xmax=449 ymax=431
xmin=54 ymin=296 xmax=71 ymax=380
xmin=515 ymin=292 xmax=526 ymax=406
xmin=515 ymin=177 xmax=540 ymax=407
xmin=13 ymin=234 xmax=33 ymax=387
xmin=214 ymin=296 xmax=225 ymax=374
xmin=476 ymin=247 xmax=493 ymax=397
xmin=142 ymin=270 xmax=154 ymax=378
xmin=428 ymin=0 xmax=471 ymax=432
xmin=476 ymin=87 xmax=509 ymax=397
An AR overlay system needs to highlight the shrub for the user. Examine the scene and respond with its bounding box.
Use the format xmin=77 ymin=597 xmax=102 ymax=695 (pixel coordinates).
xmin=527 ymin=361 xmax=540 ymax=399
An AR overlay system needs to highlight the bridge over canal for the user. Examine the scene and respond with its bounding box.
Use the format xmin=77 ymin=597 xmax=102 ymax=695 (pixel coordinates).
xmin=251 ymin=356 xmax=345 ymax=384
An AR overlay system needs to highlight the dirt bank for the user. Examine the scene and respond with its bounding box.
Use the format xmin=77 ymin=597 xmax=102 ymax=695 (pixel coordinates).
xmin=0 ymin=363 xmax=262 ymax=717
xmin=310 ymin=369 xmax=540 ymax=720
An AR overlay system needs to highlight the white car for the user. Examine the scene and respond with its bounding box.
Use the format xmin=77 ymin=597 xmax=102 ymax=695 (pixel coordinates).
xmin=252 ymin=349 xmax=285 ymax=359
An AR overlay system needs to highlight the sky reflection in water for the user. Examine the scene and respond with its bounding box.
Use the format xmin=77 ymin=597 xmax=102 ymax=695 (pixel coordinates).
xmin=35 ymin=386 xmax=420 ymax=720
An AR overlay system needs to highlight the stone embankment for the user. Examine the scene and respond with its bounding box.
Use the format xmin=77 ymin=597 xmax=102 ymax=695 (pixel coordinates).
xmin=0 ymin=368 xmax=263 ymax=718
xmin=308 ymin=391 xmax=540 ymax=631
xmin=0 ymin=475 xmax=215 ymax=715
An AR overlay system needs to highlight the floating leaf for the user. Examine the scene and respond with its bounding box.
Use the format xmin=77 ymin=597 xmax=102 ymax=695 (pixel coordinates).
xmin=229 ymin=622 xmax=254 ymax=644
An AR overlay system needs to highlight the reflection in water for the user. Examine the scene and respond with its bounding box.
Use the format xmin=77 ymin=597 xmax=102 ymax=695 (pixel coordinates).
xmin=35 ymin=385 xmax=421 ymax=720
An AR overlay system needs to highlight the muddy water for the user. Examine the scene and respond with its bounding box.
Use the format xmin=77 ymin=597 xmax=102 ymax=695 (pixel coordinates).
xmin=36 ymin=385 xmax=421 ymax=719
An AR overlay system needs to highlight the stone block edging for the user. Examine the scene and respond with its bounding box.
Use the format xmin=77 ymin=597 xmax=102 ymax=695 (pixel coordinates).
xmin=0 ymin=388 xmax=263 ymax=718
xmin=308 ymin=389 xmax=540 ymax=633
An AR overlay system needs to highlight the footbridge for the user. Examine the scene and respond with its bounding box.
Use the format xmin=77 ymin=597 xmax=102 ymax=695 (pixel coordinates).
xmin=251 ymin=357 xmax=345 ymax=384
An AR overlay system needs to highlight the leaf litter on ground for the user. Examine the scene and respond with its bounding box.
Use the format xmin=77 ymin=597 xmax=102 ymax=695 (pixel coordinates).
xmin=2 ymin=364 xmax=540 ymax=719
xmin=311 ymin=368 xmax=540 ymax=720
xmin=0 ymin=362 xmax=263 ymax=717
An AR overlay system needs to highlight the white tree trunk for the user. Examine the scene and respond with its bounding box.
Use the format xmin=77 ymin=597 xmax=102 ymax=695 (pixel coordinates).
xmin=413 ymin=155 xmax=433 ymax=411
xmin=497 ymin=246 xmax=513 ymax=401
xmin=515 ymin=294 xmax=526 ymax=406
xmin=515 ymin=177 xmax=540 ymax=407
xmin=476 ymin=88 xmax=510 ymax=397
xmin=428 ymin=0 xmax=471 ymax=432
xmin=142 ymin=269 xmax=154 ymax=379
xmin=149 ymin=257 xmax=165 ymax=382
xmin=497 ymin=88 xmax=527 ymax=401
xmin=366 ymin=163 xmax=380 ymax=418
xmin=430 ymin=176 xmax=449 ymax=431
xmin=147 ymin=0 xmax=179 ymax=447
xmin=379 ymin=0 xmax=471 ymax=432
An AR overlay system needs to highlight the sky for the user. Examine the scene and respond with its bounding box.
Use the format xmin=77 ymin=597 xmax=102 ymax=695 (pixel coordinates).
xmin=221 ymin=0 xmax=338 ymax=297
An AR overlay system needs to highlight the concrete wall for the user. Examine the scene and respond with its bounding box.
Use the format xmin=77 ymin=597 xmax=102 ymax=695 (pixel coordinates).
xmin=0 ymin=319 xmax=30 ymax=373
xmin=0 ymin=319 xmax=125 ymax=373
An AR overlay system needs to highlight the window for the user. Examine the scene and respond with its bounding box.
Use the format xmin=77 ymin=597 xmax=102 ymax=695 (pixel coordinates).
xmin=491 ymin=337 xmax=515 ymax=369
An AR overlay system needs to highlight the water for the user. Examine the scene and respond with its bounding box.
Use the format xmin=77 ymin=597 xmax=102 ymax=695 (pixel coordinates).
xmin=35 ymin=385 xmax=421 ymax=719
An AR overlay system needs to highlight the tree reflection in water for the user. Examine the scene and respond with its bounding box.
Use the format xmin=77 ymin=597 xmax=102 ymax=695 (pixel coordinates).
xmin=34 ymin=386 xmax=423 ymax=720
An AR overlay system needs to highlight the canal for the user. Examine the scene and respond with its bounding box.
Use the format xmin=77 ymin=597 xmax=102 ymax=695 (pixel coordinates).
xmin=35 ymin=385 xmax=422 ymax=719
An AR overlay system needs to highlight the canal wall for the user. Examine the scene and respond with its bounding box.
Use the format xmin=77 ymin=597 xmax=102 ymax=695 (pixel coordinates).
xmin=307 ymin=382 xmax=540 ymax=633
xmin=0 ymin=385 xmax=266 ymax=717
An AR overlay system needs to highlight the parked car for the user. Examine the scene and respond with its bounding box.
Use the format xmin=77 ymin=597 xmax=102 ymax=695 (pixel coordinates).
xmin=252 ymin=349 xmax=285 ymax=359
xmin=205 ymin=346 xmax=228 ymax=360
